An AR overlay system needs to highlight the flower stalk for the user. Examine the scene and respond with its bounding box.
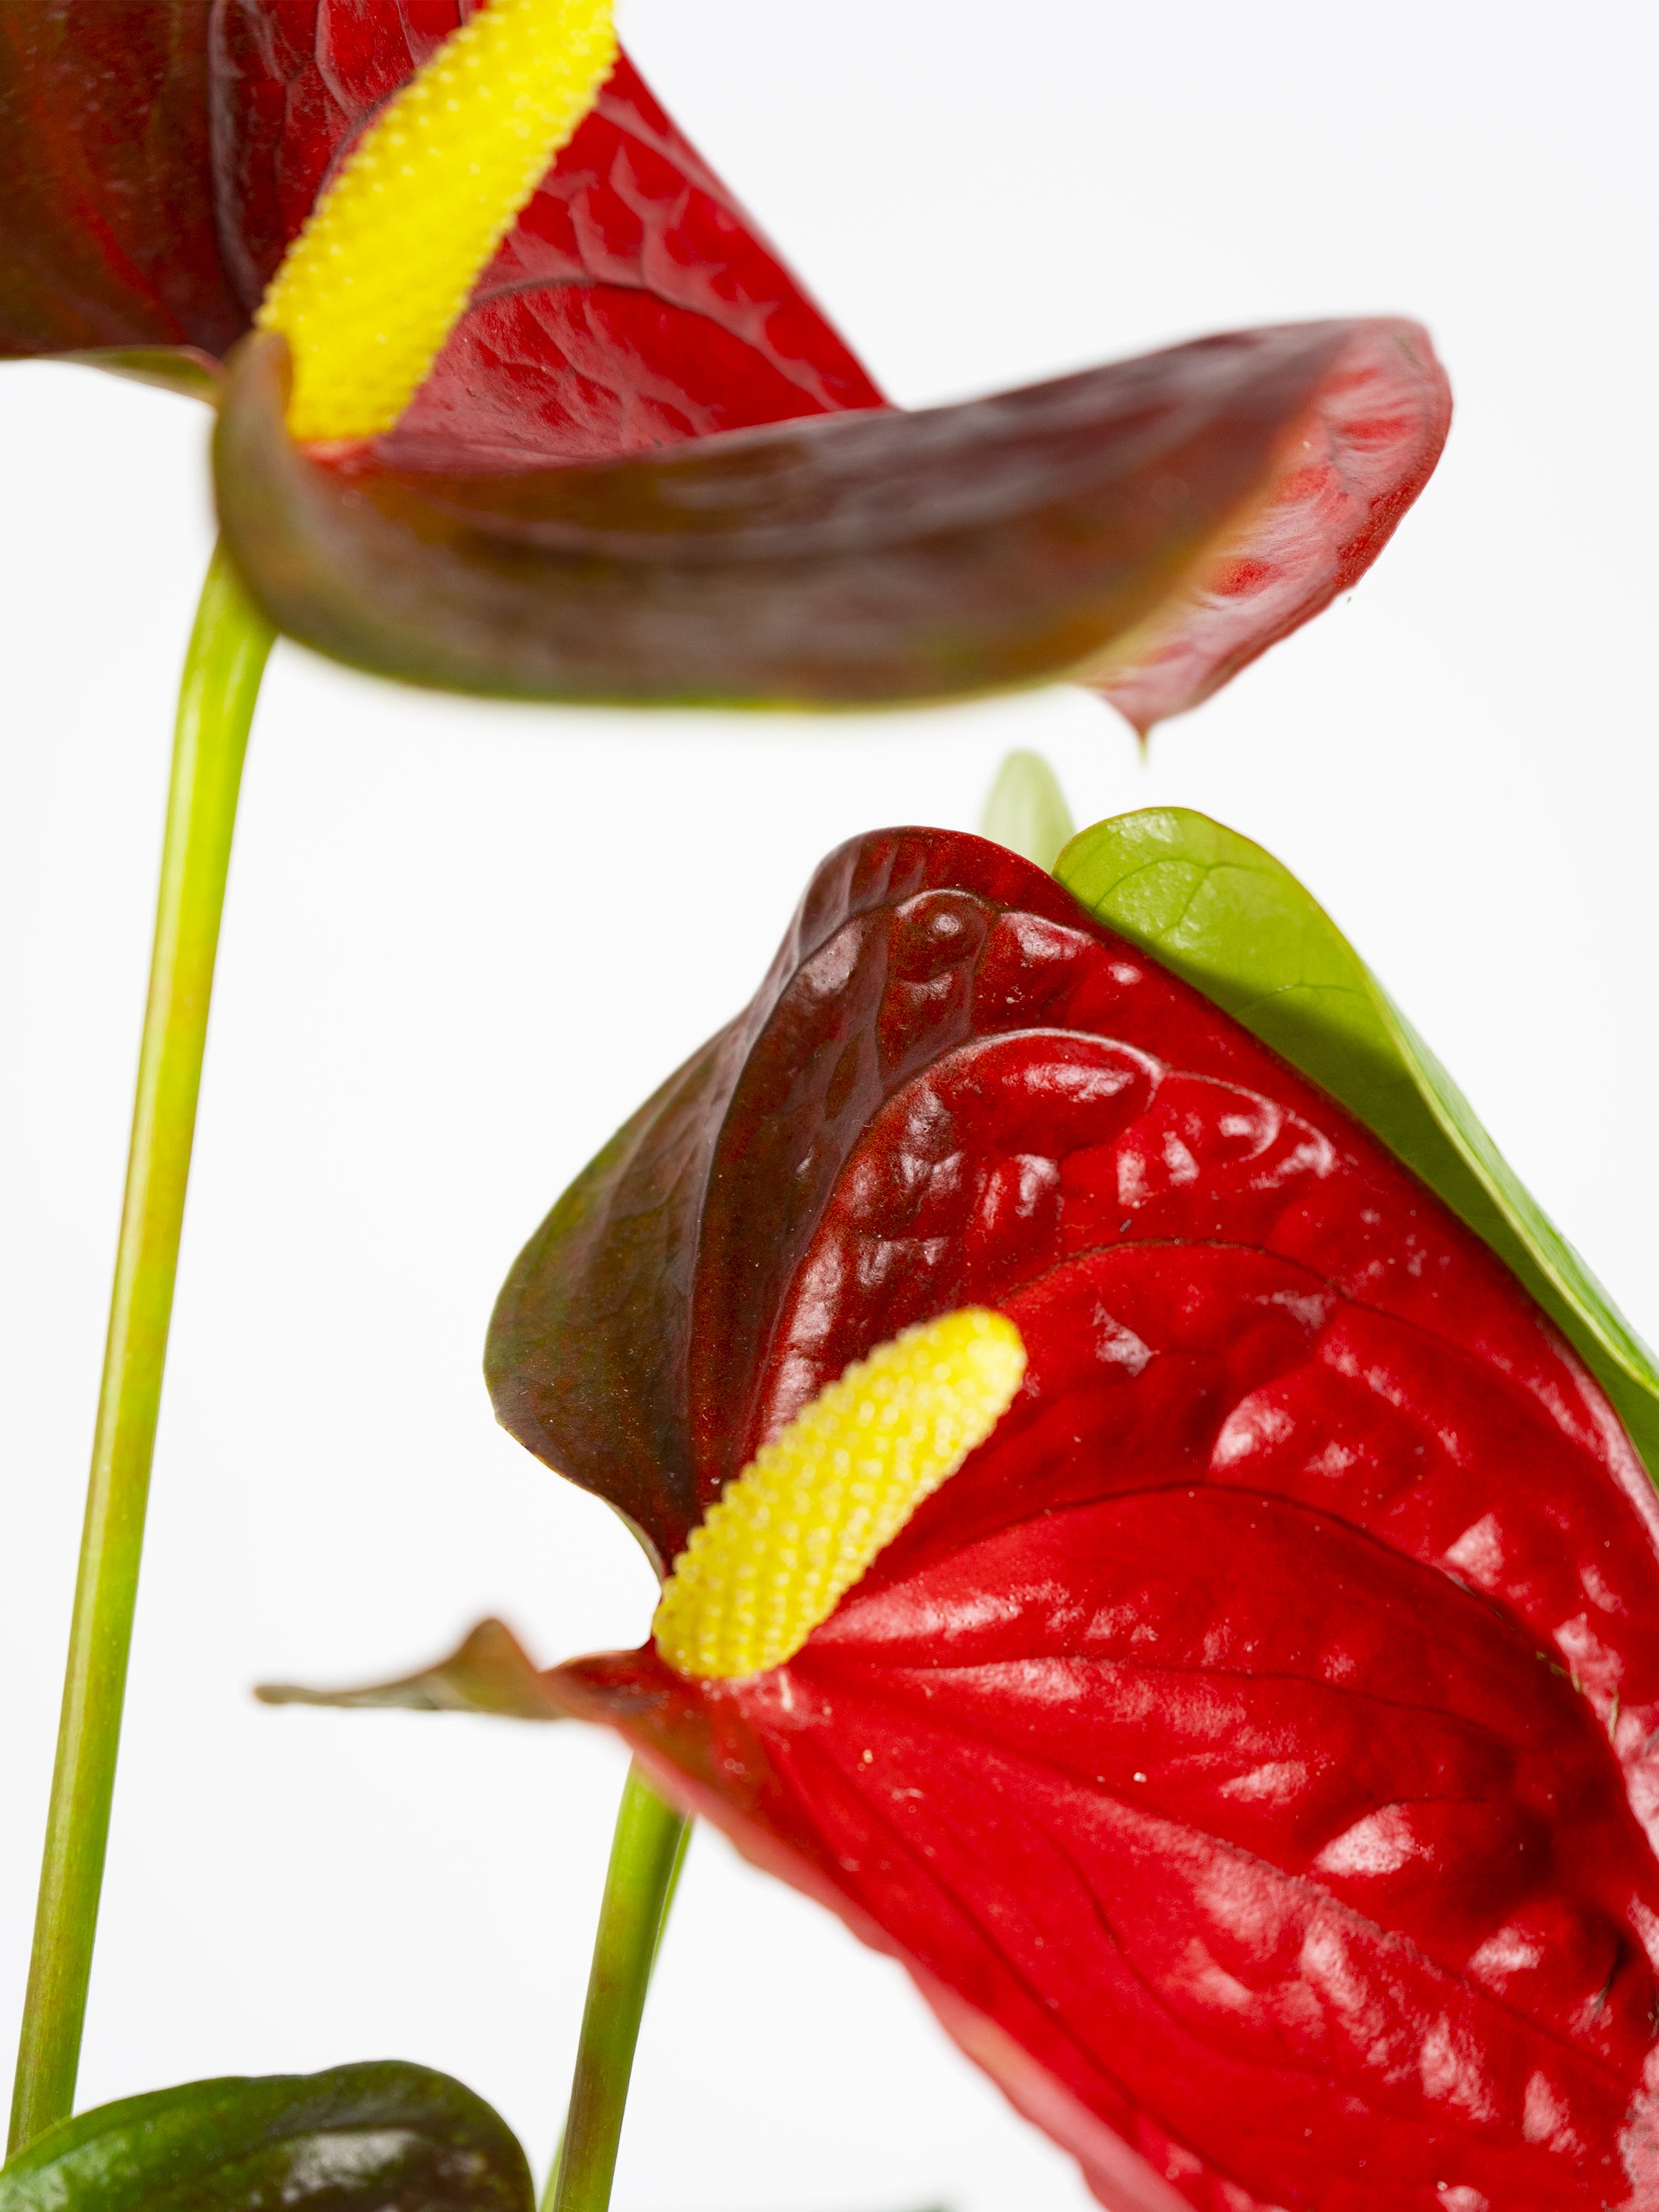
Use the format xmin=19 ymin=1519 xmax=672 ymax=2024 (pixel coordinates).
xmin=8 ymin=544 xmax=273 ymax=2153
xmin=545 ymin=1763 xmax=691 ymax=2212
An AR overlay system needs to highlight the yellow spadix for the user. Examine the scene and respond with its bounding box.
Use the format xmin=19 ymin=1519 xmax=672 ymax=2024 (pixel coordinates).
xmin=653 ymin=1309 xmax=1027 ymax=1682
xmin=257 ymin=0 xmax=617 ymax=442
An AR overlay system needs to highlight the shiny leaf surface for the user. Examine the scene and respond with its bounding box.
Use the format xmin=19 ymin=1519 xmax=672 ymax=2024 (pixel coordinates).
xmin=1056 ymin=805 xmax=1659 ymax=1488
xmin=0 ymin=2062 xmax=531 ymax=2210
xmin=217 ymin=322 xmax=1395 ymax=706
xmin=489 ymin=827 xmax=1659 ymax=2211
xmin=256 ymin=1618 xmax=565 ymax=1721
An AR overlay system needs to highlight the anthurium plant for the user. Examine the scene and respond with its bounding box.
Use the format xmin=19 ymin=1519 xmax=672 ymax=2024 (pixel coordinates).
xmin=14 ymin=3 xmax=1631 ymax=2212
xmin=296 ymin=809 xmax=1659 ymax=2212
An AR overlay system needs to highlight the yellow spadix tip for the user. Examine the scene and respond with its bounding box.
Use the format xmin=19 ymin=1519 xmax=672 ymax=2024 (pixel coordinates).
xmin=653 ymin=1309 xmax=1027 ymax=1682
xmin=256 ymin=0 xmax=618 ymax=443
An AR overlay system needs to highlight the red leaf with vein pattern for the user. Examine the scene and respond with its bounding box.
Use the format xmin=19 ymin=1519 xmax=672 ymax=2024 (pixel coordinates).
xmin=488 ymin=829 xmax=1659 ymax=2212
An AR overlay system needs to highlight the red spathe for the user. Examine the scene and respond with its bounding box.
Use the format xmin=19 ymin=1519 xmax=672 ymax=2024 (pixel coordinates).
xmin=493 ymin=830 xmax=1659 ymax=2212
xmin=211 ymin=3 xmax=887 ymax=467
xmin=0 ymin=8 xmax=1446 ymax=724
xmin=0 ymin=0 xmax=885 ymax=454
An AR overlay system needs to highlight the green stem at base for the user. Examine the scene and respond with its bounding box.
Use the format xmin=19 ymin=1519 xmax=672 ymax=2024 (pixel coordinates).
xmin=544 ymin=1763 xmax=692 ymax=2212
xmin=8 ymin=546 xmax=275 ymax=2155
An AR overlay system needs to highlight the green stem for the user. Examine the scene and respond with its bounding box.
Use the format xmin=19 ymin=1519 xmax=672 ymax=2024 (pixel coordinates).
xmin=544 ymin=1764 xmax=692 ymax=2212
xmin=8 ymin=546 xmax=274 ymax=2154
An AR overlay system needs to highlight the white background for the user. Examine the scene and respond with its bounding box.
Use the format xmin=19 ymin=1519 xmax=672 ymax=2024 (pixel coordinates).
xmin=1 ymin=2 xmax=1656 ymax=2206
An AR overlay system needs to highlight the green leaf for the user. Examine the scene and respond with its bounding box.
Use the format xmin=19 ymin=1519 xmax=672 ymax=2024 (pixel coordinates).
xmin=1054 ymin=807 xmax=1659 ymax=1487
xmin=0 ymin=2062 xmax=533 ymax=2210
xmin=256 ymin=1619 xmax=567 ymax=1722
xmin=979 ymin=750 xmax=1076 ymax=871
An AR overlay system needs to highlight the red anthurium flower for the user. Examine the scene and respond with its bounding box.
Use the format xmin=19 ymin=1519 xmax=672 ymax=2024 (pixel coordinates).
xmin=484 ymin=828 xmax=1659 ymax=2212
xmin=1 ymin=2 xmax=1450 ymax=716
xmin=0 ymin=2 xmax=881 ymax=445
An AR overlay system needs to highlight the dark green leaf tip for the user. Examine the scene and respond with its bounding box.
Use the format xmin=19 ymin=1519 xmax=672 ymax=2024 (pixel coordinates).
xmin=0 ymin=2060 xmax=533 ymax=2211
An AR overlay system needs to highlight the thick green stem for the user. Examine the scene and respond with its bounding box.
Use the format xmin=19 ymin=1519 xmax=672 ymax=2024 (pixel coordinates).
xmin=545 ymin=1764 xmax=692 ymax=2212
xmin=8 ymin=547 xmax=274 ymax=2154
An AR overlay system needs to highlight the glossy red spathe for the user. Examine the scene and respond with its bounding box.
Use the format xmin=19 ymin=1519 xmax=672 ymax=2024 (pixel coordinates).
xmin=0 ymin=0 xmax=886 ymax=460
xmin=1 ymin=2 xmax=1449 ymax=722
xmin=210 ymin=2 xmax=886 ymax=467
xmin=490 ymin=829 xmax=1659 ymax=2212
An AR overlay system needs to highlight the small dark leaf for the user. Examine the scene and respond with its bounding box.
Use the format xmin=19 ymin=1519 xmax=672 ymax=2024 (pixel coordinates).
xmin=0 ymin=2061 xmax=532 ymax=2211
xmin=256 ymin=1619 xmax=566 ymax=1722
xmin=216 ymin=322 xmax=1393 ymax=707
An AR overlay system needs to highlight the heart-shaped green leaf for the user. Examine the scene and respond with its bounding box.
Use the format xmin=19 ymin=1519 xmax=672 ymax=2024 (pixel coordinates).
xmin=256 ymin=1619 xmax=566 ymax=1722
xmin=1054 ymin=807 xmax=1659 ymax=1486
xmin=0 ymin=2062 xmax=532 ymax=2210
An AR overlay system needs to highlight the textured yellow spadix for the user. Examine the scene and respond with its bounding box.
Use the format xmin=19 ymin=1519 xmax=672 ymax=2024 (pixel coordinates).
xmin=653 ymin=1309 xmax=1027 ymax=1682
xmin=256 ymin=0 xmax=617 ymax=441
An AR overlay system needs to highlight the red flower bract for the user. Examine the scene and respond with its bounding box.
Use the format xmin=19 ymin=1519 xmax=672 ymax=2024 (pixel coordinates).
xmin=0 ymin=0 xmax=882 ymax=452
xmin=0 ymin=3 xmax=1450 ymax=715
xmin=488 ymin=829 xmax=1659 ymax=2212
